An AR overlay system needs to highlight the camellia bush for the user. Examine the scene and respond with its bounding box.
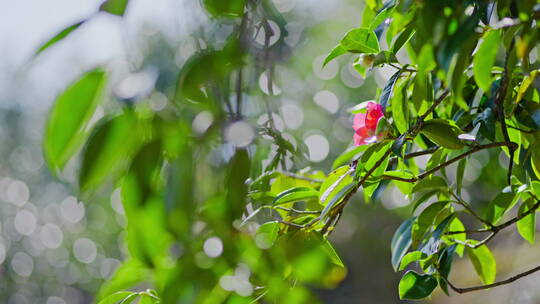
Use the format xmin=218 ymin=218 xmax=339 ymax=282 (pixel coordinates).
xmin=39 ymin=0 xmax=539 ymax=302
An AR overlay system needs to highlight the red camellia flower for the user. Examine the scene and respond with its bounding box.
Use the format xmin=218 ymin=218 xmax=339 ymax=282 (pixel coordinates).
xmin=353 ymin=101 xmax=384 ymax=145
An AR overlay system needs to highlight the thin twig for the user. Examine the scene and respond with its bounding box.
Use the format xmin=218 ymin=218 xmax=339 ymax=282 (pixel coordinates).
xmin=449 ymin=190 xmax=493 ymax=228
xmin=444 ymin=264 xmax=540 ymax=293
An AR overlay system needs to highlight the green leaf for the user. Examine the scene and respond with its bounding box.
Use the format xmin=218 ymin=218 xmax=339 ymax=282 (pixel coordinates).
xmin=398 ymin=271 xmax=438 ymax=300
xmin=202 ymin=0 xmax=246 ymax=18
xmin=373 ymin=51 xmax=398 ymax=67
xmin=96 ymin=259 xmax=148 ymax=301
xmin=44 ymin=68 xmax=107 ymax=172
xmin=392 ymin=78 xmax=409 ymax=133
xmin=456 ymin=159 xmax=467 ymax=196
xmin=273 ymin=187 xmax=319 ymax=205
xmin=369 ymin=7 xmax=394 ymax=31
xmin=391 ymin=218 xmax=414 ymax=271
xmin=485 ymin=192 xmax=517 ymax=224
xmin=319 ymin=183 xmax=356 ymax=220
xmin=444 ymin=217 xmax=466 ymax=257
xmin=35 ymin=21 xmax=85 ymax=55
xmin=79 ymin=113 xmax=141 ymax=191
xmin=340 ymin=28 xmax=380 ymax=54
xmin=323 ymin=44 xmax=347 ymax=67
xmin=390 ymin=27 xmax=415 ymax=54
xmin=100 ymin=0 xmax=130 ymax=16
xmin=532 ymin=147 xmax=540 ymax=180
xmin=98 ymin=292 xmax=137 ymax=304
xmin=517 ymin=198 xmax=536 ymax=244
xmin=332 ymin=145 xmax=369 ymax=169
xmin=420 ymin=119 xmax=464 ymax=149
xmin=379 ymin=70 xmax=403 ymax=112
xmin=399 ymin=251 xmax=427 ymax=271
xmin=532 ymin=181 xmax=540 ymax=197
xmin=412 ymin=201 xmax=448 ymax=247
xmin=473 ymin=30 xmax=501 ymax=93
xmin=467 ymin=242 xmax=496 ymax=285
xmin=411 ymin=176 xmax=448 ymax=193
xmin=438 ymin=244 xmax=456 ymax=295
xmin=255 ymin=221 xmax=280 ymax=249
xmin=321 ymin=237 xmax=345 ymax=267
xmin=320 ymin=166 xmax=354 ymax=205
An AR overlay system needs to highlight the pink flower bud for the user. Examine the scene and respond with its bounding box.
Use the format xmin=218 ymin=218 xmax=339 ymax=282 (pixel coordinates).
xmin=352 ymin=102 xmax=384 ymax=146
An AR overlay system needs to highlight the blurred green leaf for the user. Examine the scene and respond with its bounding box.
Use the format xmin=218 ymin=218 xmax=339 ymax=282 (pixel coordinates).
xmin=79 ymin=112 xmax=141 ymax=191
xmin=391 ymin=217 xmax=414 ymax=271
xmin=467 ymin=242 xmax=496 ymax=285
xmin=473 ymin=30 xmax=501 ymax=93
xmin=96 ymin=259 xmax=149 ymax=301
xmin=98 ymin=292 xmax=138 ymax=304
xmin=100 ymin=0 xmax=130 ymax=16
xmin=44 ymin=68 xmax=106 ymax=172
xmin=202 ymin=0 xmax=246 ymax=18
xmin=411 ymin=176 xmax=447 ymax=193
xmin=398 ymin=271 xmax=438 ymax=300
xmin=456 ymin=159 xmax=466 ymax=196
xmin=35 ymin=21 xmax=85 ymax=55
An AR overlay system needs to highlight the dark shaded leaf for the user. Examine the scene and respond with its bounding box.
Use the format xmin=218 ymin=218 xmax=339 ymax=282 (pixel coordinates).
xmin=391 ymin=217 xmax=414 ymax=270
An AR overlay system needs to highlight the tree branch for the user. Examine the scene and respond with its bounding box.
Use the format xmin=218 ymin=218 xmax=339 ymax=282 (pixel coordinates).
xmin=445 ymin=264 xmax=540 ymax=294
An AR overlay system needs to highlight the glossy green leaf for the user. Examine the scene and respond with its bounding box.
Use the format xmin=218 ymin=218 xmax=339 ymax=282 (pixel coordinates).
xmin=398 ymin=271 xmax=438 ymax=300
xmin=467 ymin=242 xmax=496 ymax=285
xmin=412 ymin=201 xmax=448 ymax=247
xmin=255 ymin=221 xmax=280 ymax=249
xmin=379 ymin=70 xmax=402 ymax=112
xmin=35 ymin=21 xmax=85 ymax=55
xmin=399 ymin=251 xmax=427 ymax=271
xmin=438 ymin=244 xmax=456 ymax=295
xmin=517 ymin=198 xmax=536 ymax=244
xmin=340 ymin=28 xmax=380 ymax=54
xmin=420 ymin=119 xmax=464 ymax=149
xmin=44 ymin=69 xmax=107 ymax=172
xmin=473 ymin=30 xmax=501 ymax=93
xmin=273 ymin=187 xmax=319 ymax=205
xmin=391 ymin=217 xmax=414 ymax=271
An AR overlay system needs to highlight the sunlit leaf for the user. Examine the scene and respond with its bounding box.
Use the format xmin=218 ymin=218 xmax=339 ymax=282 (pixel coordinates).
xmin=517 ymin=198 xmax=536 ymax=244
xmin=340 ymin=28 xmax=380 ymax=54
xmin=398 ymin=271 xmax=438 ymax=300
xmin=323 ymin=44 xmax=347 ymax=67
xmin=44 ymin=69 xmax=106 ymax=172
xmin=467 ymin=242 xmax=496 ymax=285
xmin=473 ymin=30 xmax=501 ymax=93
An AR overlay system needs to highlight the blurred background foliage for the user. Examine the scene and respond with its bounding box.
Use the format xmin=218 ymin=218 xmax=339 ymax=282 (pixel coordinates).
xmin=0 ymin=0 xmax=539 ymax=303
